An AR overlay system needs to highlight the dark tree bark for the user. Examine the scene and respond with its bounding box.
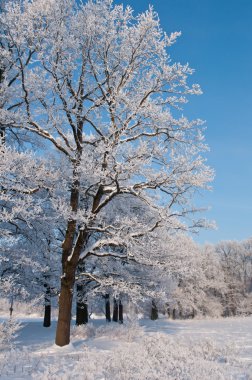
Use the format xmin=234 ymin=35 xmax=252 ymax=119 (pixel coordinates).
xmin=167 ymin=305 xmax=171 ymax=318
xmin=0 ymin=127 xmax=5 ymax=144
xmin=55 ymin=221 xmax=88 ymax=346
xmin=172 ymin=308 xmax=176 ymax=320
xmin=0 ymin=68 xmax=6 ymax=145
xmin=150 ymin=300 xmax=158 ymax=320
xmin=9 ymin=295 xmax=13 ymax=317
xmin=105 ymin=294 xmax=111 ymax=322
xmin=76 ymin=283 xmax=88 ymax=325
xmin=112 ymin=298 xmax=119 ymax=322
xmin=43 ymin=304 xmax=51 ymax=327
xmin=178 ymin=303 xmax=183 ymax=319
xmin=43 ymin=283 xmax=51 ymax=327
xmin=55 ymin=273 xmax=75 ymax=346
xmin=119 ymin=299 xmax=123 ymax=324
xmin=192 ymin=308 xmax=196 ymax=319
xmin=76 ymin=260 xmax=88 ymax=325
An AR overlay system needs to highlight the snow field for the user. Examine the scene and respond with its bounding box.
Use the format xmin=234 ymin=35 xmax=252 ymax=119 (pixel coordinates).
xmin=0 ymin=316 xmax=252 ymax=379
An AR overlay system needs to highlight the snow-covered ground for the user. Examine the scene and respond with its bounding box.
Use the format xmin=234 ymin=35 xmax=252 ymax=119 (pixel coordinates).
xmin=0 ymin=316 xmax=252 ymax=379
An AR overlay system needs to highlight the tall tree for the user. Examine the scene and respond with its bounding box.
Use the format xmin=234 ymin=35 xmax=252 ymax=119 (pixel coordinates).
xmin=1 ymin=0 xmax=213 ymax=346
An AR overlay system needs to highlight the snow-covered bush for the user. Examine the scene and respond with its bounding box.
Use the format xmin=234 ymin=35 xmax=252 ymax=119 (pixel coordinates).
xmin=0 ymin=349 xmax=34 ymax=378
xmin=0 ymin=319 xmax=22 ymax=349
xmin=71 ymin=323 xmax=96 ymax=340
xmin=32 ymin=334 xmax=245 ymax=380
xmin=100 ymin=334 xmax=244 ymax=380
xmin=71 ymin=321 xmax=145 ymax=343
xmin=95 ymin=321 xmax=145 ymax=343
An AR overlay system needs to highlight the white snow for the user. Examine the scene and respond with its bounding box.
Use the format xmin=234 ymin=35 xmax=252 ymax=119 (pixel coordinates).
xmin=0 ymin=316 xmax=252 ymax=379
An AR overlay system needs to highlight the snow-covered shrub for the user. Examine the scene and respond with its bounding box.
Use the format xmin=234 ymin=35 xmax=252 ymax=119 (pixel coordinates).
xmin=102 ymin=334 xmax=241 ymax=380
xmin=0 ymin=318 xmax=22 ymax=349
xmin=0 ymin=349 xmax=34 ymax=378
xmin=236 ymin=294 xmax=252 ymax=316
xmin=32 ymin=347 xmax=106 ymax=380
xmin=71 ymin=321 xmax=145 ymax=343
xmin=32 ymin=333 xmax=246 ymax=380
xmin=95 ymin=321 xmax=145 ymax=342
xmin=71 ymin=323 xmax=96 ymax=340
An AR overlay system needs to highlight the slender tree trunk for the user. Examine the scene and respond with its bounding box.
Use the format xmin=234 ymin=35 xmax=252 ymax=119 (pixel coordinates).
xmin=150 ymin=300 xmax=158 ymax=320
xmin=178 ymin=303 xmax=183 ymax=319
xmin=43 ymin=304 xmax=51 ymax=327
xmin=167 ymin=305 xmax=171 ymax=318
xmin=172 ymin=308 xmax=176 ymax=320
xmin=113 ymin=298 xmax=119 ymax=322
xmin=76 ymin=283 xmax=88 ymax=325
xmin=0 ymin=127 xmax=5 ymax=144
xmin=43 ymin=283 xmax=51 ymax=327
xmin=0 ymin=68 xmax=6 ymax=145
xmin=119 ymin=300 xmax=123 ymax=324
xmin=9 ymin=295 xmax=13 ymax=317
xmin=192 ymin=308 xmax=196 ymax=319
xmin=105 ymin=294 xmax=111 ymax=322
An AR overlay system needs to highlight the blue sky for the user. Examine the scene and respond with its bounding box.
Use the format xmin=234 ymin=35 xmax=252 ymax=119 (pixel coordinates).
xmin=114 ymin=0 xmax=252 ymax=244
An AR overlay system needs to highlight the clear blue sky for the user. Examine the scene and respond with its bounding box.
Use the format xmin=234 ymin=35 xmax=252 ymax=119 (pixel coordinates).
xmin=114 ymin=0 xmax=252 ymax=244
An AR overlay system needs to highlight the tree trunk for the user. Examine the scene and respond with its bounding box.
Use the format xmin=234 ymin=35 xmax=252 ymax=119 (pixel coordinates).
xmin=0 ymin=127 xmax=5 ymax=144
xmin=55 ymin=154 xmax=95 ymax=345
xmin=43 ymin=284 xmax=51 ymax=327
xmin=55 ymin=271 xmax=75 ymax=346
xmin=192 ymin=308 xmax=196 ymax=319
xmin=43 ymin=304 xmax=51 ymax=327
xmin=76 ymin=302 xmax=88 ymax=325
xmin=113 ymin=298 xmax=119 ymax=322
xmin=55 ymin=225 xmax=88 ymax=346
xmin=9 ymin=295 xmax=13 ymax=317
xmin=0 ymin=68 xmax=6 ymax=145
xmin=167 ymin=305 xmax=171 ymax=318
xmin=150 ymin=300 xmax=158 ymax=320
xmin=172 ymin=308 xmax=176 ymax=320
xmin=76 ymin=283 xmax=88 ymax=325
xmin=105 ymin=294 xmax=111 ymax=322
xmin=179 ymin=309 xmax=183 ymax=319
xmin=177 ymin=301 xmax=183 ymax=319
xmin=119 ymin=300 xmax=123 ymax=324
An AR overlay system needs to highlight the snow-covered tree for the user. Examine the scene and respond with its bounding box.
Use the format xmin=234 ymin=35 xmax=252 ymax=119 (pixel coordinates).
xmin=0 ymin=145 xmax=63 ymax=323
xmin=1 ymin=0 xmax=213 ymax=346
xmin=216 ymin=239 xmax=252 ymax=315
